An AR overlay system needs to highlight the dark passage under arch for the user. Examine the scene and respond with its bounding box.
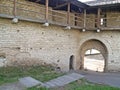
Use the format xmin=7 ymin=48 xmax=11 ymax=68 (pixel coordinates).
xmin=69 ymin=55 xmax=74 ymax=70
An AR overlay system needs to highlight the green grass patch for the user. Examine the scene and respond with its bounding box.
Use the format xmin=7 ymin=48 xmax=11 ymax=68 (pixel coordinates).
xmin=0 ymin=66 xmax=120 ymax=90
xmin=0 ymin=65 xmax=64 ymax=85
xmin=65 ymin=79 xmax=120 ymax=90
xmin=27 ymin=79 xmax=120 ymax=90
xmin=27 ymin=87 xmax=48 ymax=90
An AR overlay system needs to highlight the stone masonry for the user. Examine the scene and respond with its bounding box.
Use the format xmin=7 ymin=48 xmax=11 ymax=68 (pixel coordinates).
xmin=0 ymin=0 xmax=120 ymax=72
xmin=0 ymin=18 xmax=120 ymax=72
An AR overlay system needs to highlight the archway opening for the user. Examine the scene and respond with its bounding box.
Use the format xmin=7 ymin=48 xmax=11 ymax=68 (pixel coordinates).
xmin=84 ymin=49 xmax=105 ymax=72
xmin=69 ymin=55 xmax=74 ymax=70
xmin=79 ymin=39 xmax=108 ymax=72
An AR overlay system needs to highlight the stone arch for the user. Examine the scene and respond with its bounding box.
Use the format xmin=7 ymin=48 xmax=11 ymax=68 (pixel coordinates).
xmin=76 ymin=38 xmax=111 ymax=72
xmin=78 ymin=37 xmax=112 ymax=56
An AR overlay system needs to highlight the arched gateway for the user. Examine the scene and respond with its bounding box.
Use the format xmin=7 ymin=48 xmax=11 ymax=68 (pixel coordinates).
xmin=79 ymin=39 xmax=108 ymax=72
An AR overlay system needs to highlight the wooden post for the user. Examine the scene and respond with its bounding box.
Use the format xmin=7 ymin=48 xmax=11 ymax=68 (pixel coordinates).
xmin=83 ymin=9 xmax=86 ymax=28
xmin=13 ymin=0 xmax=17 ymax=17
xmin=45 ymin=0 xmax=49 ymax=22
xmin=97 ymin=8 xmax=101 ymax=28
xmin=67 ymin=2 xmax=70 ymax=25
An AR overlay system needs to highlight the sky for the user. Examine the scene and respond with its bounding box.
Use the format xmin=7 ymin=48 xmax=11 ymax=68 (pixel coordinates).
xmin=79 ymin=0 xmax=95 ymax=2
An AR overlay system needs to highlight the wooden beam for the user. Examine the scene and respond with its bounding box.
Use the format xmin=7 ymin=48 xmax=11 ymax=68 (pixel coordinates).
xmin=35 ymin=0 xmax=41 ymax=3
xmin=67 ymin=2 xmax=70 ymax=25
xmin=53 ymin=3 xmax=68 ymax=9
xmin=97 ymin=8 xmax=101 ymax=28
xmin=56 ymin=0 xmax=59 ymax=7
xmin=45 ymin=0 xmax=49 ymax=22
xmin=83 ymin=9 xmax=86 ymax=28
xmin=13 ymin=0 xmax=17 ymax=17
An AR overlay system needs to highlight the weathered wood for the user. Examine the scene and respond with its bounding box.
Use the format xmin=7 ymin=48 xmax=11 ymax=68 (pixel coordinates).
xmin=67 ymin=2 xmax=70 ymax=25
xmin=84 ymin=9 xmax=86 ymax=28
xmin=13 ymin=0 xmax=17 ymax=17
xmin=53 ymin=3 xmax=68 ymax=9
xmin=97 ymin=8 xmax=101 ymax=28
xmin=35 ymin=0 xmax=41 ymax=3
xmin=45 ymin=0 xmax=49 ymax=22
xmin=1 ymin=0 xmax=120 ymax=31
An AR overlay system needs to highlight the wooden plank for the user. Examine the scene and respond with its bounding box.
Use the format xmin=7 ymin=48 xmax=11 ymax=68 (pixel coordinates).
xmin=53 ymin=3 xmax=68 ymax=9
xmin=35 ymin=0 xmax=41 ymax=3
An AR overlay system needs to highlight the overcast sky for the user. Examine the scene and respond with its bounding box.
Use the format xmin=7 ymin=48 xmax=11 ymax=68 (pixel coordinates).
xmin=79 ymin=0 xmax=95 ymax=2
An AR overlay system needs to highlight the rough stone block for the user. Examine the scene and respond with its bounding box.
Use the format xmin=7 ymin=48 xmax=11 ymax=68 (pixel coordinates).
xmin=19 ymin=77 xmax=43 ymax=88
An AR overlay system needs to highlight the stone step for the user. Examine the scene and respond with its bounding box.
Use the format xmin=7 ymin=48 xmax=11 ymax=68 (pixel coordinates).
xmin=44 ymin=82 xmax=56 ymax=88
xmin=19 ymin=77 xmax=43 ymax=88
xmin=43 ymin=73 xmax=84 ymax=88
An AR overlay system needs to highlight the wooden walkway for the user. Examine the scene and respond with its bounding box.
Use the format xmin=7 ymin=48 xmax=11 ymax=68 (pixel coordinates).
xmin=43 ymin=73 xmax=84 ymax=88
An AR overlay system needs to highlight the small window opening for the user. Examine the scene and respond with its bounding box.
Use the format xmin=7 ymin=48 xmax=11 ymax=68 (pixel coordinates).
xmin=69 ymin=55 xmax=74 ymax=70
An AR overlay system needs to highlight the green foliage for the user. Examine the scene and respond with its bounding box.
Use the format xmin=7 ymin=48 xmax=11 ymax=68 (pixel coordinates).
xmin=66 ymin=81 xmax=120 ymax=90
xmin=0 ymin=66 xmax=120 ymax=90
xmin=28 ymin=87 xmax=48 ymax=90
xmin=27 ymin=79 xmax=120 ymax=90
xmin=0 ymin=65 xmax=64 ymax=85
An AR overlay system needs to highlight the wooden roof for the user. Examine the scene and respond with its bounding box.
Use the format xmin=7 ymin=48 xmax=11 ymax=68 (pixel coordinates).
xmin=28 ymin=0 xmax=120 ymax=13
xmin=28 ymin=0 xmax=89 ymax=13
xmin=87 ymin=3 xmax=120 ymax=13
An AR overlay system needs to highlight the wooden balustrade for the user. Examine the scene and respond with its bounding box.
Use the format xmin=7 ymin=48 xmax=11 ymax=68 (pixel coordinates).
xmin=0 ymin=0 xmax=120 ymax=30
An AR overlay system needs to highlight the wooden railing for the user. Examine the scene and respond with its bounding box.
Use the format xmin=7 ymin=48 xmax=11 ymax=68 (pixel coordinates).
xmin=0 ymin=0 xmax=120 ymax=30
xmin=48 ymin=9 xmax=67 ymax=25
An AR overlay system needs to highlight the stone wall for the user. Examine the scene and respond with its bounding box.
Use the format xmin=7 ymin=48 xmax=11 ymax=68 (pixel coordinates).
xmin=76 ymin=31 xmax=120 ymax=72
xmin=0 ymin=0 xmax=120 ymax=72
xmin=0 ymin=18 xmax=80 ymax=71
xmin=0 ymin=18 xmax=120 ymax=72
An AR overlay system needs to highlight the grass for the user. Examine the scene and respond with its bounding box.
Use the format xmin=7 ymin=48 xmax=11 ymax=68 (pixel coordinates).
xmin=28 ymin=79 xmax=120 ymax=90
xmin=27 ymin=87 xmax=48 ymax=90
xmin=63 ymin=79 xmax=120 ymax=90
xmin=0 ymin=66 xmax=120 ymax=90
xmin=0 ymin=65 xmax=64 ymax=85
